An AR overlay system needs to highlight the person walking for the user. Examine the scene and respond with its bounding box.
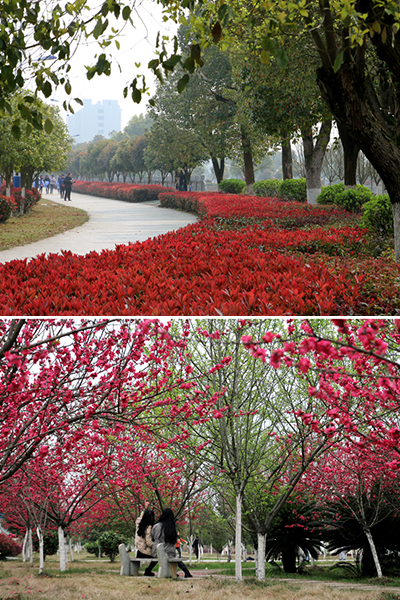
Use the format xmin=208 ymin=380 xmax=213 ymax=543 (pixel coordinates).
xmin=175 ymin=532 xmax=186 ymax=559
xmin=178 ymin=170 xmax=187 ymax=191
xmin=63 ymin=173 xmax=74 ymax=201
xmin=58 ymin=174 xmax=64 ymax=198
xmin=135 ymin=500 xmax=158 ymax=576
xmin=152 ymin=509 xmax=192 ymax=578
xmin=192 ymin=536 xmax=200 ymax=560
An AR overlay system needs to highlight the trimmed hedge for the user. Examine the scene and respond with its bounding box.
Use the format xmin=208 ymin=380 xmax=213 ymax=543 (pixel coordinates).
xmin=73 ymin=181 xmax=175 ymax=203
xmin=218 ymin=179 xmax=246 ymax=194
xmin=279 ymin=178 xmax=307 ymax=203
xmin=317 ymin=184 xmax=373 ymax=213
xmin=253 ymin=179 xmax=282 ymax=198
xmin=362 ymin=193 xmax=393 ymax=235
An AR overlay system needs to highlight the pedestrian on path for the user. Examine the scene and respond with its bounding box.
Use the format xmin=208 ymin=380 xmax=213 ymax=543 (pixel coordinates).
xmin=63 ymin=173 xmax=74 ymax=201
xmin=175 ymin=532 xmax=186 ymax=558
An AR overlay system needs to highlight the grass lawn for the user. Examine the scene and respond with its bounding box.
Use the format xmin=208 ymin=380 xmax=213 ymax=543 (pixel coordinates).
xmin=1 ymin=554 xmax=399 ymax=600
xmin=0 ymin=199 xmax=88 ymax=251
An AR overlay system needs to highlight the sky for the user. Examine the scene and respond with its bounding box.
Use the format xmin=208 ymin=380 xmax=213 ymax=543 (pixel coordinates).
xmin=49 ymin=0 xmax=178 ymax=129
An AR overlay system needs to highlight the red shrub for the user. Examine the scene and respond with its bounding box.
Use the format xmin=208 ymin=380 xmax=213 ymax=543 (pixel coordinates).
xmin=73 ymin=181 xmax=175 ymax=203
xmin=0 ymin=533 xmax=22 ymax=560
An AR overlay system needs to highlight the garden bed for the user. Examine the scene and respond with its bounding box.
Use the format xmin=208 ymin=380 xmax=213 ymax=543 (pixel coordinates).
xmin=0 ymin=186 xmax=398 ymax=315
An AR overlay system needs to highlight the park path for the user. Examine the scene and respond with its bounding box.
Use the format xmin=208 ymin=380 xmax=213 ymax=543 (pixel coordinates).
xmin=0 ymin=191 xmax=198 ymax=263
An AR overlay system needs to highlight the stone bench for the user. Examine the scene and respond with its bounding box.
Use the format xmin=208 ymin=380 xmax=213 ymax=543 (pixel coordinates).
xmin=156 ymin=543 xmax=182 ymax=578
xmin=119 ymin=543 xmax=154 ymax=576
xmin=119 ymin=542 xmax=185 ymax=578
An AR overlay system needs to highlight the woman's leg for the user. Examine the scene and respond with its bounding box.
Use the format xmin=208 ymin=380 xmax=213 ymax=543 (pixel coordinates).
xmin=136 ymin=550 xmax=157 ymax=575
xmin=178 ymin=561 xmax=192 ymax=578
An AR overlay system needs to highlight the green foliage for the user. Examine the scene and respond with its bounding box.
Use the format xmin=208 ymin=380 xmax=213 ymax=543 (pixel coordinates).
xmin=362 ymin=194 xmax=393 ymax=236
xmin=33 ymin=530 xmax=59 ymax=559
xmin=329 ymin=558 xmax=363 ymax=579
xmin=279 ymin=178 xmax=307 ymax=203
xmin=124 ymin=113 xmax=153 ymax=138
xmin=317 ymin=184 xmax=373 ymax=213
xmin=339 ymin=186 xmax=373 ymax=213
xmin=85 ymin=541 xmax=100 ymax=556
xmin=265 ymin=501 xmax=320 ymax=574
xmin=218 ymin=178 xmax=246 ymax=194
xmin=316 ymin=183 xmax=345 ymax=205
xmin=98 ymin=530 xmax=126 ymax=563
xmin=253 ymin=179 xmax=282 ymax=198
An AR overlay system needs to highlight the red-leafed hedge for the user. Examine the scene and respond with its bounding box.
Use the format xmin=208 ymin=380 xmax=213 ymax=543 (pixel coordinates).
xmin=73 ymin=180 xmax=175 ymax=203
xmin=0 ymin=184 xmax=397 ymax=316
xmin=158 ymin=191 xmax=356 ymax=228
xmin=0 ymin=218 xmax=398 ymax=315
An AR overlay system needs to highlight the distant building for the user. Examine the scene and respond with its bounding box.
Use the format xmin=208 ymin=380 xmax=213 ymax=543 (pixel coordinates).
xmin=68 ymin=99 xmax=121 ymax=143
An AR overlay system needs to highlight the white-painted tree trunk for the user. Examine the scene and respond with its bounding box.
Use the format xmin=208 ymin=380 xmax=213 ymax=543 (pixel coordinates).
xmin=364 ymin=528 xmax=382 ymax=578
xmin=58 ymin=527 xmax=67 ymax=572
xmin=188 ymin=534 xmax=194 ymax=566
xmin=235 ymin=493 xmax=242 ymax=582
xmin=22 ymin=529 xmax=28 ymax=562
xmin=210 ymin=543 xmax=213 ymax=557
xmin=69 ymin=537 xmax=74 ymax=562
xmin=28 ymin=528 xmax=33 ymax=563
xmin=257 ymin=533 xmax=266 ymax=581
xmin=37 ymin=527 xmax=44 ymax=575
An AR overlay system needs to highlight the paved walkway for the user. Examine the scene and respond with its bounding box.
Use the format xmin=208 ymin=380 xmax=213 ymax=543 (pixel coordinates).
xmin=0 ymin=192 xmax=198 ymax=263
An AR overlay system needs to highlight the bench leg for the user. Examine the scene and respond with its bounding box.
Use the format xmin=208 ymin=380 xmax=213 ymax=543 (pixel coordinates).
xmin=170 ymin=563 xmax=178 ymax=579
xmin=131 ymin=561 xmax=140 ymax=576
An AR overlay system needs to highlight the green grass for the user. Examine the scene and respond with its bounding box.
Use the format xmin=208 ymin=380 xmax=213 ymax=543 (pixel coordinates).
xmin=0 ymin=198 xmax=88 ymax=251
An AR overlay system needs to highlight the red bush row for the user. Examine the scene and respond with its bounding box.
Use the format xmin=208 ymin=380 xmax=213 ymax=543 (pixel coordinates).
xmin=73 ymin=180 xmax=175 ymax=203
xmin=0 ymin=219 xmax=397 ymax=316
xmin=158 ymin=191 xmax=356 ymax=227
xmin=0 ymin=185 xmax=40 ymax=221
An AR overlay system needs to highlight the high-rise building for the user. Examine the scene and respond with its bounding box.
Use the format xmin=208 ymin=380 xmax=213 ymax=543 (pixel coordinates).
xmin=68 ymin=99 xmax=121 ymax=143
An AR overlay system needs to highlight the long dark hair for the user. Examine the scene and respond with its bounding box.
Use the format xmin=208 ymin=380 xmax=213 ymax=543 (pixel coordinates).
xmin=137 ymin=509 xmax=155 ymax=538
xmin=156 ymin=508 xmax=177 ymax=544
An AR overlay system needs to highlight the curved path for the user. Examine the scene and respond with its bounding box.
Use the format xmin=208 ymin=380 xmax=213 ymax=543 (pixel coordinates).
xmin=0 ymin=192 xmax=198 ymax=263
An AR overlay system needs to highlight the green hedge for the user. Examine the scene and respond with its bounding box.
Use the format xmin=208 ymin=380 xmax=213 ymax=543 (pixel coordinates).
xmin=253 ymin=179 xmax=282 ymax=198
xmin=218 ymin=179 xmax=246 ymax=194
xmin=279 ymin=178 xmax=307 ymax=203
xmin=362 ymin=194 xmax=393 ymax=235
xmin=317 ymin=184 xmax=372 ymax=213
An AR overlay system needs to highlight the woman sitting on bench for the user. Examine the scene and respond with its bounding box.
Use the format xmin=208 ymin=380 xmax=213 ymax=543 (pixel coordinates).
xmin=152 ymin=508 xmax=192 ymax=578
xmin=135 ymin=501 xmax=158 ymax=576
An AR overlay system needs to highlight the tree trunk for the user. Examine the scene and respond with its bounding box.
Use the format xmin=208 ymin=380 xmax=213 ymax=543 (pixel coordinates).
xmin=37 ymin=527 xmax=44 ymax=575
xmin=302 ymin=119 xmax=332 ymax=205
xmin=317 ymin=63 xmax=400 ymax=260
xmin=282 ymin=547 xmax=297 ymax=573
xmin=364 ymin=527 xmax=382 ymax=578
xmin=58 ymin=526 xmax=67 ymax=572
xmin=22 ymin=529 xmax=28 ymax=562
xmin=211 ymin=156 xmax=225 ymax=183
xmin=240 ymin=126 xmax=255 ymax=189
xmin=235 ymin=493 xmax=242 ymax=582
xmin=257 ymin=532 xmax=266 ymax=581
xmin=28 ymin=527 xmax=33 ymax=563
xmin=336 ymin=120 xmax=359 ymax=188
xmin=281 ymin=134 xmax=293 ymax=180
xmin=69 ymin=537 xmax=74 ymax=562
